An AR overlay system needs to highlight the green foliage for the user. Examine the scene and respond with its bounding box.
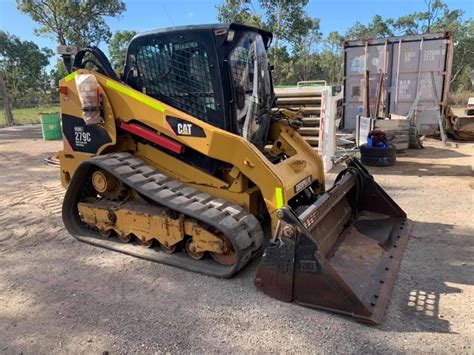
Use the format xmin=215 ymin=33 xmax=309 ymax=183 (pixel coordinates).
xmin=430 ymin=12 xmax=473 ymax=91
xmin=346 ymin=15 xmax=394 ymax=40
xmin=0 ymin=31 xmax=53 ymax=107
xmin=17 ymin=0 xmax=126 ymax=47
xmin=392 ymin=0 xmax=447 ymax=34
xmin=216 ymin=0 xmax=320 ymax=85
xmin=216 ymin=0 xmax=263 ymax=28
xmin=108 ymin=30 xmax=137 ymax=69
xmin=290 ymin=19 xmax=323 ymax=83
xmin=259 ymin=0 xmax=317 ymax=53
xmin=292 ymin=54 xmax=322 ymax=83
xmin=216 ymin=0 xmax=471 ymax=90
xmin=4 ymin=0 xmax=469 ymax=121
xmin=346 ymin=1 xmax=455 ymax=39
xmin=51 ymin=60 xmax=69 ymax=85
xmin=271 ymin=46 xmax=295 ymax=84
xmin=319 ymin=32 xmax=344 ymax=85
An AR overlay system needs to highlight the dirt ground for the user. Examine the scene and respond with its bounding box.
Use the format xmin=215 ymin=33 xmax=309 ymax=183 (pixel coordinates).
xmin=0 ymin=125 xmax=473 ymax=354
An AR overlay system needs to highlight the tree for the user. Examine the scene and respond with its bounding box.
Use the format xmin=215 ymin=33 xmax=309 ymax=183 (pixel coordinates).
xmin=271 ymin=46 xmax=294 ymax=84
xmin=392 ymin=0 xmax=446 ymax=35
xmin=319 ymin=31 xmax=344 ymax=85
xmin=0 ymin=71 xmax=14 ymax=126
xmin=260 ymin=0 xmax=317 ymax=69
xmin=216 ymin=0 xmax=263 ymax=28
xmin=0 ymin=31 xmax=53 ymax=107
xmin=424 ymin=7 xmax=473 ymax=90
xmin=108 ymin=30 xmax=137 ymax=69
xmin=292 ymin=21 xmax=323 ymax=83
xmin=215 ymin=0 xmax=471 ymax=90
xmin=17 ymin=0 xmax=126 ymax=47
xmin=216 ymin=0 xmax=320 ymax=85
xmin=51 ymin=60 xmax=69 ymax=85
xmin=346 ymin=15 xmax=394 ymax=40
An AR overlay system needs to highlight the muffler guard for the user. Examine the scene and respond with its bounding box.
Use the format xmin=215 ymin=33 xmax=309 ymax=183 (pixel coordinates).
xmin=255 ymin=159 xmax=412 ymax=324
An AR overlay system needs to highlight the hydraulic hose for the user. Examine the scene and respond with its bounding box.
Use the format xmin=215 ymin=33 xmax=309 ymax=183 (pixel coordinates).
xmin=73 ymin=46 xmax=119 ymax=81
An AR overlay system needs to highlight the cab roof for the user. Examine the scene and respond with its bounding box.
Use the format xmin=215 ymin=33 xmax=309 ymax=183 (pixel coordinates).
xmin=131 ymin=23 xmax=273 ymax=49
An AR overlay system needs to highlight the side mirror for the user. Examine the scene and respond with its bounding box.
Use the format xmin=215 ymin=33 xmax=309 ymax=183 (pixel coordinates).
xmin=235 ymin=84 xmax=246 ymax=110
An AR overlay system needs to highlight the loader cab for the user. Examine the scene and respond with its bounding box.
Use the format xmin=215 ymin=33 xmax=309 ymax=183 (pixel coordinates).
xmin=123 ymin=23 xmax=274 ymax=150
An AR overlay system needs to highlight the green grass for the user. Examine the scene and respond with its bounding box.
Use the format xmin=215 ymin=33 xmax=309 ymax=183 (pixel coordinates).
xmin=0 ymin=106 xmax=60 ymax=127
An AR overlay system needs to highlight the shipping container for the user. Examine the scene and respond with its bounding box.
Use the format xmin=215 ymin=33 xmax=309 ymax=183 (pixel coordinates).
xmin=343 ymin=32 xmax=453 ymax=134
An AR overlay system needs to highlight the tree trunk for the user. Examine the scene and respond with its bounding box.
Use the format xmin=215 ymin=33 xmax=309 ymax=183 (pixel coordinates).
xmin=0 ymin=71 xmax=14 ymax=127
xmin=450 ymin=67 xmax=462 ymax=84
xmin=272 ymin=4 xmax=282 ymax=74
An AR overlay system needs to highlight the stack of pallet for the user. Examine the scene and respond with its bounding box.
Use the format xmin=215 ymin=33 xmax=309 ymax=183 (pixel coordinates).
xmin=274 ymin=85 xmax=323 ymax=149
xmin=357 ymin=115 xmax=410 ymax=150
xmin=375 ymin=115 xmax=410 ymax=150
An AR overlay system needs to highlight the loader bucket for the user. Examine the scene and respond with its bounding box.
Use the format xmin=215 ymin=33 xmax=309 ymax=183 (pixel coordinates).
xmin=255 ymin=159 xmax=412 ymax=324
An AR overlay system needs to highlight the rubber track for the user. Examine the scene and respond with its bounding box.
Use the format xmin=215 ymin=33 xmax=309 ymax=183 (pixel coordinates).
xmin=62 ymin=152 xmax=264 ymax=278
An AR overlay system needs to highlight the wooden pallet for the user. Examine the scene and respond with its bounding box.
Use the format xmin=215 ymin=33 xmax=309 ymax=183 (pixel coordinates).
xmin=274 ymin=87 xmax=323 ymax=148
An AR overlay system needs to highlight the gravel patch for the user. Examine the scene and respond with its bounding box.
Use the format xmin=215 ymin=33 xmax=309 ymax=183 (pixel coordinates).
xmin=0 ymin=125 xmax=472 ymax=353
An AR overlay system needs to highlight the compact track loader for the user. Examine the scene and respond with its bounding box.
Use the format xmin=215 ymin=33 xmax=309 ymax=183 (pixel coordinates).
xmin=59 ymin=23 xmax=411 ymax=324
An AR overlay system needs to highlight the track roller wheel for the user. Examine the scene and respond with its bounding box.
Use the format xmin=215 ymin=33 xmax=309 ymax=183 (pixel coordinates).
xmin=160 ymin=242 xmax=177 ymax=254
xmin=117 ymin=233 xmax=132 ymax=243
xmin=98 ymin=228 xmax=112 ymax=238
xmin=138 ymin=237 xmax=153 ymax=248
xmin=185 ymin=239 xmax=204 ymax=260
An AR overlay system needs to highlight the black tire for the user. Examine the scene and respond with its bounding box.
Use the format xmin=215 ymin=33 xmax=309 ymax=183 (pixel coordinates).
xmin=360 ymin=143 xmax=396 ymax=158
xmin=361 ymin=155 xmax=396 ymax=167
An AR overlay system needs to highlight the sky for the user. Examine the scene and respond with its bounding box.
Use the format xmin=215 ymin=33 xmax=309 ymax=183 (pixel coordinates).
xmin=0 ymin=0 xmax=472 ymax=54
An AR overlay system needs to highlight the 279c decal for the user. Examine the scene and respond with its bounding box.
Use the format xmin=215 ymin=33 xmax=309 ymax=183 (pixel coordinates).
xmin=74 ymin=126 xmax=91 ymax=147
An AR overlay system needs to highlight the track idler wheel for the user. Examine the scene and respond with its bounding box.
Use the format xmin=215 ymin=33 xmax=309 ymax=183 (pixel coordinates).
xmin=210 ymin=239 xmax=238 ymax=266
xmin=92 ymin=170 xmax=129 ymax=201
xmin=210 ymin=251 xmax=238 ymax=265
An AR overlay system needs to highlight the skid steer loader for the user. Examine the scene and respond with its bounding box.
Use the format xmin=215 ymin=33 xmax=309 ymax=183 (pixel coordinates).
xmin=59 ymin=23 xmax=411 ymax=324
